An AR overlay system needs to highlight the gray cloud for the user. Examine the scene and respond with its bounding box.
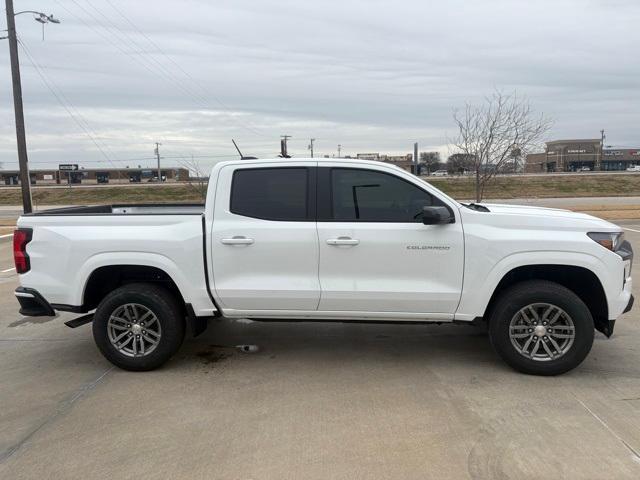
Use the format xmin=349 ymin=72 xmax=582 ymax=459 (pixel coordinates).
xmin=1 ymin=0 xmax=639 ymax=170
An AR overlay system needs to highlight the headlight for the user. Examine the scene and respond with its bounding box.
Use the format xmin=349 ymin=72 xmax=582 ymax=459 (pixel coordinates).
xmin=587 ymin=231 xmax=624 ymax=251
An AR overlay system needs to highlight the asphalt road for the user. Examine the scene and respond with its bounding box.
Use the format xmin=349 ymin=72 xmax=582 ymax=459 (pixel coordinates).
xmin=2 ymin=225 xmax=640 ymax=479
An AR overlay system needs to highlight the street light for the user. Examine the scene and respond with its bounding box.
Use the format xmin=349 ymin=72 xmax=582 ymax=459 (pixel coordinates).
xmin=34 ymin=13 xmax=61 ymax=24
xmin=7 ymin=11 xmax=61 ymax=40
xmin=3 ymin=1 xmax=61 ymax=213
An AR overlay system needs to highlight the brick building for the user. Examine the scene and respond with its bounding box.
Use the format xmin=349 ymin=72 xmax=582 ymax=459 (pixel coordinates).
xmin=356 ymin=153 xmax=414 ymax=171
xmin=525 ymin=139 xmax=640 ymax=173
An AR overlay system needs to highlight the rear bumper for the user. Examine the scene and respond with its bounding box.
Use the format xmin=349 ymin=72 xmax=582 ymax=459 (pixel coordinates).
xmin=15 ymin=287 xmax=56 ymax=317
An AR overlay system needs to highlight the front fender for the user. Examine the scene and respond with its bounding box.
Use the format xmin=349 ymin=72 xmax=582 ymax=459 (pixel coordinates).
xmin=454 ymin=250 xmax=610 ymax=321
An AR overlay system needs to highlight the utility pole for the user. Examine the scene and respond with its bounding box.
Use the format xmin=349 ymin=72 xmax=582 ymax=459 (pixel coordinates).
xmin=6 ymin=0 xmax=31 ymax=213
xmin=337 ymin=144 xmax=341 ymax=158
xmin=308 ymin=138 xmax=315 ymax=158
xmin=3 ymin=3 xmax=61 ymax=213
xmin=413 ymin=142 xmax=418 ymax=175
xmin=154 ymin=142 xmax=162 ymax=181
xmin=280 ymin=135 xmax=291 ymax=158
xmin=599 ymin=129 xmax=606 ymax=171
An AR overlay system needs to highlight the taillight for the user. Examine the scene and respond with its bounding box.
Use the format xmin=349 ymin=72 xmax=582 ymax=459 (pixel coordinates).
xmin=13 ymin=228 xmax=33 ymax=274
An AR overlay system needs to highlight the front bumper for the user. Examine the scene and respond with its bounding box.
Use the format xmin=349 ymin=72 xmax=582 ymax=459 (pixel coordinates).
xmin=15 ymin=287 xmax=56 ymax=317
xmin=610 ymin=276 xmax=633 ymax=320
xmin=624 ymin=294 xmax=634 ymax=314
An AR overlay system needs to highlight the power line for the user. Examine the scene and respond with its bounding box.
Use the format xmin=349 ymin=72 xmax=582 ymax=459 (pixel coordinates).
xmin=59 ymin=0 xmax=267 ymax=138
xmin=18 ymin=39 xmax=125 ymax=173
xmin=65 ymin=0 xmax=207 ymax=102
xmin=50 ymin=0 xmax=270 ymax=166
xmin=103 ymin=0 xmax=267 ymax=137
xmin=12 ymin=12 xmax=282 ymax=169
xmin=18 ymin=40 xmax=114 ymax=153
xmin=18 ymin=38 xmax=124 ymax=177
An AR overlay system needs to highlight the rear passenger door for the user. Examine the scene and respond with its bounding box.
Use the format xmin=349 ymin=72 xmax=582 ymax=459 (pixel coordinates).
xmin=211 ymin=163 xmax=320 ymax=313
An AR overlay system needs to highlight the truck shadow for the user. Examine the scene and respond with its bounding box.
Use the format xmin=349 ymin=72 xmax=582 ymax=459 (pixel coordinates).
xmin=180 ymin=318 xmax=639 ymax=379
xmin=182 ymin=318 xmax=503 ymax=372
xmin=9 ymin=316 xmax=58 ymax=327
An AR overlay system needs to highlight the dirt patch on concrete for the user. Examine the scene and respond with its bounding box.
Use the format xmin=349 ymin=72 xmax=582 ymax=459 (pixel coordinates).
xmin=195 ymin=345 xmax=235 ymax=365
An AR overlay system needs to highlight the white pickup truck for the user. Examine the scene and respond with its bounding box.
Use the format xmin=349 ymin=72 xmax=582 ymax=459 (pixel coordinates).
xmin=14 ymin=158 xmax=634 ymax=375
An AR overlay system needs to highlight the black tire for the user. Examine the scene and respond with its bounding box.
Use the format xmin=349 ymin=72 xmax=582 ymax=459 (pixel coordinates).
xmin=488 ymin=280 xmax=594 ymax=376
xmin=92 ymin=283 xmax=185 ymax=371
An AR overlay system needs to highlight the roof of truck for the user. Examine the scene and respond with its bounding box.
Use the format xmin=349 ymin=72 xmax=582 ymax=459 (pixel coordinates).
xmin=215 ymin=157 xmax=408 ymax=172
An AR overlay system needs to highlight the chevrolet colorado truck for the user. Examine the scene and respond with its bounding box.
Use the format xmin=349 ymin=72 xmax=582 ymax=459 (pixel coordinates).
xmin=13 ymin=158 xmax=634 ymax=375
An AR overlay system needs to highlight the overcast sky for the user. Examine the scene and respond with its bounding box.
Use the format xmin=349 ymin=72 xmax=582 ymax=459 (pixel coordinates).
xmin=1 ymin=0 xmax=639 ymax=170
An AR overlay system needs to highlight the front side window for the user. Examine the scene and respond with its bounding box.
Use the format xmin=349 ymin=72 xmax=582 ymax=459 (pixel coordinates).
xmin=330 ymin=168 xmax=442 ymax=222
xmin=231 ymin=167 xmax=308 ymax=221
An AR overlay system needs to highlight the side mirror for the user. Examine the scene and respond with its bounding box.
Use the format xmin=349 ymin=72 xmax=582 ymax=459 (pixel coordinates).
xmin=422 ymin=206 xmax=454 ymax=225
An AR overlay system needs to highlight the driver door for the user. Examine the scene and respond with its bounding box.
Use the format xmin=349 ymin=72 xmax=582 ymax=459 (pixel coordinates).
xmin=316 ymin=165 xmax=464 ymax=316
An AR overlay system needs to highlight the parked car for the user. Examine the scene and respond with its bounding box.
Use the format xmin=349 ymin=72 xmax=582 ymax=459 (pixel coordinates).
xmin=626 ymin=165 xmax=640 ymax=172
xmin=431 ymin=170 xmax=448 ymax=177
xmin=578 ymin=166 xmax=592 ymax=172
xmin=13 ymin=158 xmax=633 ymax=375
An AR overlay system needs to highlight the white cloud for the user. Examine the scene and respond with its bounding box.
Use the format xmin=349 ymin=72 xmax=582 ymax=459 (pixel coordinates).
xmin=1 ymin=0 xmax=639 ymax=169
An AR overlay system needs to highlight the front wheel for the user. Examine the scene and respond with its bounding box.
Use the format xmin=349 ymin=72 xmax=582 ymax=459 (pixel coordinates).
xmin=488 ymin=280 xmax=594 ymax=376
xmin=93 ymin=283 xmax=185 ymax=371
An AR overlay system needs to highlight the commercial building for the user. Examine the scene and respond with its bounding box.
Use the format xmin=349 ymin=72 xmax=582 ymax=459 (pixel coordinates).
xmin=0 ymin=166 xmax=190 ymax=185
xmin=356 ymin=153 xmax=414 ymax=171
xmin=525 ymin=139 xmax=640 ymax=173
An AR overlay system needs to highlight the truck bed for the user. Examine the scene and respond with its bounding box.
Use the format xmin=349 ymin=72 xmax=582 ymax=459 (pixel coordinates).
xmin=26 ymin=203 xmax=205 ymax=216
xmin=16 ymin=202 xmax=214 ymax=316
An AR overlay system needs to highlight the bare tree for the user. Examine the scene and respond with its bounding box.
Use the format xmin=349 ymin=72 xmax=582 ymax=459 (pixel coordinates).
xmin=178 ymin=155 xmax=208 ymax=202
xmin=452 ymin=91 xmax=552 ymax=202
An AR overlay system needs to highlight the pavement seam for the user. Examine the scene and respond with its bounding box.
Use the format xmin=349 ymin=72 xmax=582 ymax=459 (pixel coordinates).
xmin=0 ymin=366 xmax=114 ymax=463
xmin=0 ymin=338 xmax=71 ymax=342
xmin=574 ymin=396 xmax=640 ymax=463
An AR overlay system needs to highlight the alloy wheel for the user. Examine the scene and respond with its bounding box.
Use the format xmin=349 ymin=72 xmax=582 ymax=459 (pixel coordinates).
xmin=107 ymin=303 xmax=162 ymax=357
xmin=509 ymin=303 xmax=575 ymax=362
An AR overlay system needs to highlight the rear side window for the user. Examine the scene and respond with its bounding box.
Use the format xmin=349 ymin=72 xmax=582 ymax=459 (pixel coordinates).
xmin=231 ymin=168 xmax=309 ymax=221
xmin=330 ymin=168 xmax=442 ymax=222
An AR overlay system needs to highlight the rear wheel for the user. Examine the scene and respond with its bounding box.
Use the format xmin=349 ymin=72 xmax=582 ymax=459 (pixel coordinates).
xmin=488 ymin=280 xmax=594 ymax=375
xmin=93 ymin=283 xmax=185 ymax=371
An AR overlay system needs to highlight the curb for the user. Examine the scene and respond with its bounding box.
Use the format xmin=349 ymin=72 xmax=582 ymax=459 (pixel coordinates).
xmin=0 ymin=233 xmax=14 ymax=244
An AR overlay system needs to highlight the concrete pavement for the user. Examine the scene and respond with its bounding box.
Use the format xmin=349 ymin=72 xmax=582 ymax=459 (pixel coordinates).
xmin=1 ymin=226 xmax=640 ymax=478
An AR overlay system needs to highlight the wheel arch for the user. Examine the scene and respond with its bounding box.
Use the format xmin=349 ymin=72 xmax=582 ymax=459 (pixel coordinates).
xmin=82 ymin=264 xmax=187 ymax=313
xmin=483 ymin=264 xmax=610 ymax=336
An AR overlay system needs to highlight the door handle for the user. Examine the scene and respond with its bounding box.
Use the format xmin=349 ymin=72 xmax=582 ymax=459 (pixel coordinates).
xmin=221 ymin=236 xmax=254 ymax=245
xmin=326 ymin=236 xmax=359 ymax=246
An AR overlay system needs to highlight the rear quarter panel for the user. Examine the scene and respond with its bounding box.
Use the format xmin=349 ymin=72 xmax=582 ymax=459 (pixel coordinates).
xmin=16 ymin=214 xmax=215 ymax=316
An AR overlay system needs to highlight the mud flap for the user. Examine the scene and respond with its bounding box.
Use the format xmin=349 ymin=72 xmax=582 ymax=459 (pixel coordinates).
xmin=64 ymin=313 xmax=94 ymax=328
xmin=595 ymin=319 xmax=615 ymax=338
xmin=186 ymin=303 xmax=208 ymax=337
